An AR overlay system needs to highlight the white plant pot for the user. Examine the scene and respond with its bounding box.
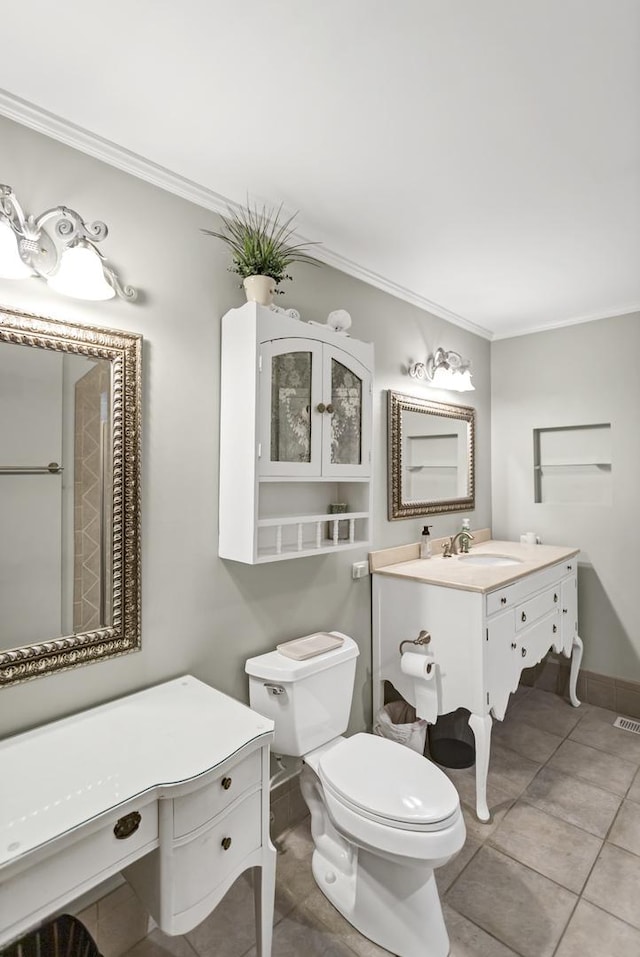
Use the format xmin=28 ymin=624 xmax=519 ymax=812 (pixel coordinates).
xmin=243 ymin=275 xmax=277 ymax=306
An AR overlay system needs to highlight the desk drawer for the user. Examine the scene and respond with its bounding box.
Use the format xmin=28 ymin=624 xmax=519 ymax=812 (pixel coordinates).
xmin=172 ymin=790 xmax=262 ymax=914
xmin=173 ymin=750 xmax=261 ymax=838
xmin=515 ymin=586 xmax=560 ymax=631
xmin=0 ymin=801 xmax=157 ymax=939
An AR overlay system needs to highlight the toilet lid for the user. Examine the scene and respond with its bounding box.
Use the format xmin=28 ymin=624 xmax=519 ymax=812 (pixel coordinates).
xmin=318 ymin=733 xmax=460 ymax=829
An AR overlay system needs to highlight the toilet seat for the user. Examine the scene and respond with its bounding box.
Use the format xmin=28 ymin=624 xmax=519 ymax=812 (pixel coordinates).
xmin=317 ymin=733 xmax=460 ymax=832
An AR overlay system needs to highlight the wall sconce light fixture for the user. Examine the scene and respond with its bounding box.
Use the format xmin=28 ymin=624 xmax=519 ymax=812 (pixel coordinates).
xmin=409 ymin=347 xmax=475 ymax=392
xmin=0 ymin=185 xmax=136 ymax=302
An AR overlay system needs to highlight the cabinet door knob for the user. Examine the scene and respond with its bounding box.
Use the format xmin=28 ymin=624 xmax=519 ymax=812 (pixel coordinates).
xmin=511 ymin=642 xmax=517 ymax=650
xmin=221 ymin=836 xmax=232 ymax=851
xmin=521 ymin=647 xmax=527 ymax=657
xmin=325 ymin=403 xmax=334 ymax=414
xmin=553 ymin=624 xmax=558 ymax=634
xmin=553 ymin=593 xmax=558 ymax=603
xmin=500 ymin=597 xmax=507 ymax=605
xmin=521 ymin=612 xmax=527 ymax=622
xmin=113 ymin=811 xmax=141 ymax=840
xmin=562 ymin=608 xmax=568 ymax=614
xmin=221 ymin=776 xmax=232 ymax=790
xmin=316 ymin=402 xmax=326 ymax=413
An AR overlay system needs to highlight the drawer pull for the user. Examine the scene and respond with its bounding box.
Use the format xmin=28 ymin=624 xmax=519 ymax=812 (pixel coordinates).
xmin=554 ymin=593 xmax=558 ymax=603
xmin=521 ymin=647 xmax=527 ymax=657
xmin=567 ymin=564 xmax=573 ymax=571
xmin=553 ymin=624 xmax=558 ymax=634
xmin=221 ymin=836 xmax=232 ymax=851
xmin=562 ymin=608 xmax=568 ymax=614
xmin=113 ymin=811 xmax=141 ymax=840
xmin=221 ymin=776 xmax=232 ymax=790
xmin=521 ymin=612 xmax=527 ymax=623
xmin=511 ymin=642 xmax=517 ymax=650
xmin=500 ymin=596 xmax=507 ymax=605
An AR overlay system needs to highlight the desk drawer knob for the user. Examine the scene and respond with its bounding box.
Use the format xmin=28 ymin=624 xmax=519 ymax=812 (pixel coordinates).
xmin=521 ymin=612 xmax=527 ymax=623
xmin=500 ymin=597 xmax=507 ymax=605
xmin=114 ymin=811 xmax=141 ymax=840
xmin=221 ymin=836 xmax=232 ymax=851
xmin=221 ymin=777 xmax=232 ymax=790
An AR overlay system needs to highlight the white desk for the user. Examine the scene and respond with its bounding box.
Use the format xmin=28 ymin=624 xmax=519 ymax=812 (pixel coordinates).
xmin=0 ymin=676 xmax=276 ymax=953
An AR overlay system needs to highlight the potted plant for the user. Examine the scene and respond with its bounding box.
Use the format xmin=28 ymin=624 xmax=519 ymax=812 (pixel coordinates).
xmin=203 ymin=201 xmax=320 ymax=305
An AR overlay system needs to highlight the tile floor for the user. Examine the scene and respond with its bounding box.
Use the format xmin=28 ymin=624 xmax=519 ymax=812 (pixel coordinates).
xmin=122 ymin=687 xmax=640 ymax=957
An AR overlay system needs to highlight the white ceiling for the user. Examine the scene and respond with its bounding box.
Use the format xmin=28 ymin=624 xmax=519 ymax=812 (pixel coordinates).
xmin=1 ymin=0 xmax=638 ymax=339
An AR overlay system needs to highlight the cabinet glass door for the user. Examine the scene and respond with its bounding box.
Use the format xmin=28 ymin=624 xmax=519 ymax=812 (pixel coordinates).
xmin=260 ymin=339 xmax=322 ymax=476
xmin=322 ymin=347 xmax=371 ymax=477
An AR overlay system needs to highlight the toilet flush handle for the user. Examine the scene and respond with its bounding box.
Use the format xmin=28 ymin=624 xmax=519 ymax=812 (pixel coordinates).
xmin=264 ymin=683 xmax=286 ymax=696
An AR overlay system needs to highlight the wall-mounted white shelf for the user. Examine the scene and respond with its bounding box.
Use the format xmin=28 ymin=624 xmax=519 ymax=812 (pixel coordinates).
xmin=219 ymin=303 xmax=374 ymax=564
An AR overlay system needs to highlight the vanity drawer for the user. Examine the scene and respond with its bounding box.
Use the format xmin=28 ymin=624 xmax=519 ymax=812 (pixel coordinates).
xmin=517 ymin=611 xmax=561 ymax=667
xmin=172 ymin=790 xmax=262 ymax=915
xmin=173 ymin=750 xmax=261 ymax=838
xmin=486 ymin=560 xmax=573 ymax=617
xmin=515 ymin=586 xmax=560 ymax=631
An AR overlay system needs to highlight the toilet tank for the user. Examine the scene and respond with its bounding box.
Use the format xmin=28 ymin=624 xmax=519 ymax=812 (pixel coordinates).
xmin=245 ymin=632 xmax=359 ymax=756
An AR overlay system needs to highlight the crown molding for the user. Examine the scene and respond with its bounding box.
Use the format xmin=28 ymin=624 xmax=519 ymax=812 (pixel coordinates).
xmin=0 ymin=88 xmax=493 ymax=339
xmin=492 ymin=302 xmax=640 ymax=340
xmin=2 ymin=89 xmax=633 ymax=344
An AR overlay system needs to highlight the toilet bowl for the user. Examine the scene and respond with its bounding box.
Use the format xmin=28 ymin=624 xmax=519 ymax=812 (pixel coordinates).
xmin=245 ymin=633 xmax=465 ymax=957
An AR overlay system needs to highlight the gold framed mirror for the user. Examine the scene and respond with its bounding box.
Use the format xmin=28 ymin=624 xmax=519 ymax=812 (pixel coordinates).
xmin=0 ymin=306 xmax=142 ymax=687
xmin=388 ymin=390 xmax=475 ymax=519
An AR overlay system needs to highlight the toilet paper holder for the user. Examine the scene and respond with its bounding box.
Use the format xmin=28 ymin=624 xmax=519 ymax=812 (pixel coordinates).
xmin=399 ymin=629 xmax=431 ymax=656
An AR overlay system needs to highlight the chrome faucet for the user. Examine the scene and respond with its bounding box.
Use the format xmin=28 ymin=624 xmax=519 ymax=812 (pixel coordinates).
xmin=442 ymin=530 xmax=475 ymax=557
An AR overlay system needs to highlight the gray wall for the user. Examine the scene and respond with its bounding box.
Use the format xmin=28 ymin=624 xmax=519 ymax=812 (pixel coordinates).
xmin=491 ymin=313 xmax=640 ymax=681
xmin=0 ymin=115 xmax=492 ymax=738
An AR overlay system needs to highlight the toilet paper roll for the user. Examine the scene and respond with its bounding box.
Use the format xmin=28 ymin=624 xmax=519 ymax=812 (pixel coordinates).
xmin=400 ymin=652 xmax=435 ymax=680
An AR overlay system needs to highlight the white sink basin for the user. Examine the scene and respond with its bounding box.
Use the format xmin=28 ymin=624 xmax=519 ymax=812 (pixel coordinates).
xmin=458 ymin=554 xmax=523 ymax=567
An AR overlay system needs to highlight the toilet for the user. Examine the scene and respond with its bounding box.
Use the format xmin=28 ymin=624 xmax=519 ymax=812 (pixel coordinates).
xmin=245 ymin=632 xmax=465 ymax=957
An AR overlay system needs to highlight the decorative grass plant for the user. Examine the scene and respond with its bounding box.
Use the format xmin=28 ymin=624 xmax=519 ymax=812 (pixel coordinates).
xmin=203 ymin=201 xmax=320 ymax=292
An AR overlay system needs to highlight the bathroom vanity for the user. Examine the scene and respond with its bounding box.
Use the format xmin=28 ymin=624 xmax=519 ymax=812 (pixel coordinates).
xmin=0 ymin=677 xmax=276 ymax=953
xmin=371 ymin=536 xmax=583 ymax=821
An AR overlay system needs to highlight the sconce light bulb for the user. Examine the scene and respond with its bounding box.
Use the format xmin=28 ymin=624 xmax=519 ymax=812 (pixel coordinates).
xmin=47 ymin=243 xmax=116 ymax=301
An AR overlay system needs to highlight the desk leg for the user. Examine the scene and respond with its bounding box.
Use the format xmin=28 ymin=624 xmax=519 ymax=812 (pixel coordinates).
xmin=253 ymin=848 xmax=276 ymax=957
xmin=469 ymin=713 xmax=492 ymax=823
xmin=568 ymin=634 xmax=584 ymax=708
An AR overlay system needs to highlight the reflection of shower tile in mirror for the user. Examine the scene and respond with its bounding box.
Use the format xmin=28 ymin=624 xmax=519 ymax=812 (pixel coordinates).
xmin=73 ymin=363 xmax=111 ymax=633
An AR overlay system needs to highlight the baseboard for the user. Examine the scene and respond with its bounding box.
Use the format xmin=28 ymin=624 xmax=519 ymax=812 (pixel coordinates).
xmin=520 ymin=655 xmax=640 ymax=718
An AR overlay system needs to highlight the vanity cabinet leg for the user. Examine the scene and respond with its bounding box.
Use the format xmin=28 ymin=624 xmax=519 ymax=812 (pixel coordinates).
xmin=253 ymin=849 xmax=276 ymax=957
xmin=468 ymin=713 xmax=492 ymax=822
xmin=568 ymin=634 xmax=584 ymax=708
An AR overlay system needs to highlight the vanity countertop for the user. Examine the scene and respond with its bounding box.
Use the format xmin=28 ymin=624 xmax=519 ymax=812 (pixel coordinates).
xmin=372 ymin=539 xmax=579 ymax=593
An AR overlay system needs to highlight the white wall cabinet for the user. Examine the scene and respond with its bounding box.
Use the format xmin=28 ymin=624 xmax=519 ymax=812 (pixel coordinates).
xmin=220 ymin=304 xmax=374 ymax=563
xmin=373 ymin=551 xmax=582 ymax=822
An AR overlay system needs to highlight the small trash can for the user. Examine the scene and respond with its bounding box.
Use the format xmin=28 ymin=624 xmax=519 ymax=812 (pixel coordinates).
xmin=0 ymin=915 xmax=101 ymax=957
xmin=373 ymin=700 xmax=428 ymax=754
xmin=428 ymin=708 xmax=476 ymax=768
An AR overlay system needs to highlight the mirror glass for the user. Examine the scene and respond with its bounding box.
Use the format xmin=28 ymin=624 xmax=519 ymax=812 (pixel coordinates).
xmin=0 ymin=307 xmax=142 ymax=687
xmin=388 ymin=390 xmax=475 ymax=519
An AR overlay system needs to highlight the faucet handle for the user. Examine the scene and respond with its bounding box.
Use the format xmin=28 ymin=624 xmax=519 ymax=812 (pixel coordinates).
xmin=442 ymin=539 xmax=453 ymax=558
